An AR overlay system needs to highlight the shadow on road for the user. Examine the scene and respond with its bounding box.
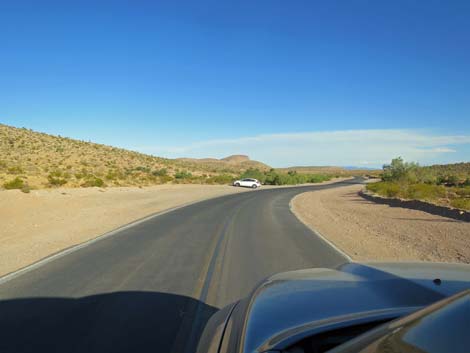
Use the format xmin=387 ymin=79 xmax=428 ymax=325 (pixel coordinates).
xmin=0 ymin=291 xmax=217 ymax=353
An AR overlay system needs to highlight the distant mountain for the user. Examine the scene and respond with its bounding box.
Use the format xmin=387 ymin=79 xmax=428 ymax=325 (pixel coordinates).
xmin=343 ymin=166 xmax=381 ymax=170
xmin=175 ymin=155 xmax=270 ymax=172
xmin=221 ymin=155 xmax=250 ymax=163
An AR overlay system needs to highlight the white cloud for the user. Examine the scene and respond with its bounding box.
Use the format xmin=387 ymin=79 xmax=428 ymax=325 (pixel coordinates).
xmin=135 ymin=129 xmax=470 ymax=167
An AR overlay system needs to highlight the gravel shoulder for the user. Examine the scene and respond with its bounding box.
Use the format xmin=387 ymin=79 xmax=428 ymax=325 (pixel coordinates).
xmin=291 ymin=184 xmax=470 ymax=264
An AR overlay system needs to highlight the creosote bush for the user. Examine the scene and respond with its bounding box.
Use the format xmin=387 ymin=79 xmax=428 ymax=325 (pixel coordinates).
xmin=239 ymin=168 xmax=330 ymax=185
xmin=367 ymin=157 xmax=470 ymax=211
xmin=175 ymin=171 xmax=193 ymax=179
xmin=81 ymin=176 xmax=105 ymax=188
xmin=4 ymin=177 xmax=25 ymax=190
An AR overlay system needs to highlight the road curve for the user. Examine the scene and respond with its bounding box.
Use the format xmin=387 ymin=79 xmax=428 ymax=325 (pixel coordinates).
xmin=0 ymin=178 xmax=361 ymax=353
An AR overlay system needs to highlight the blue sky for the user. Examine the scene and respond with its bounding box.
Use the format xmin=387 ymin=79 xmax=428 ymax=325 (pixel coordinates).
xmin=1 ymin=0 xmax=470 ymax=167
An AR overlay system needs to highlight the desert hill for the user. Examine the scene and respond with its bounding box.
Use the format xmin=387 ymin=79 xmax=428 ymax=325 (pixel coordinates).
xmin=221 ymin=155 xmax=249 ymax=163
xmin=175 ymin=154 xmax=270 ymax=173
xmin=0 ymin=124 xmax=269 ymax=190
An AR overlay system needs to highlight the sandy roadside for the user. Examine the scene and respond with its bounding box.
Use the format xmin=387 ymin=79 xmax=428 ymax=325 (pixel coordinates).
xmin=292 ymin=184 xmax=470 ymax=264
xmin=0 ymin=178 xmax=348 ymax=278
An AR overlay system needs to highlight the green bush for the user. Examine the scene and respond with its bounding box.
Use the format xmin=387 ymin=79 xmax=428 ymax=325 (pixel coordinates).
xmin=175 ymin=171 xmax=192 ymax=179
xmin=240 ymin=168 xmax=267 ymax=183
xmin=49 ymin=170 xmax=64 ymax=178
xmin=239 ymin=168 xmax=330 ymax=186
xmin=367 ymin=182 xmax=447 ymax=200
xmin=105 ymin=170 xmax=118 ymax=180
xmin=152 ymin=168 xmax=168 ymax=177
xmin=134 ymin=166 xmax=151 ymax=173
xmin=436 ymin=175 xmax=459 ymax=186
xmin=450 ymin=198 xmax=470 ymax=211
xmin=206 ymin=174 xmax=235 ymax=184
xmin=7 ymin=166 xmax=24 ymax=174
xmin=81 ymin=176 xmax=105 ymax=187
xmin=158 ymin=175 xmax=174 ymax=183
xmin=48 ymin=174 xmax=68 ymax=186
xmin=381 ymin=157 xmax=423 ymax=182
xmin=454 ymin=186 xmax=470 ymax=197
xmin=367 ymin=182 xmax=401 ymax=198
xmin=3 ymin=177 xmax=25 ymax=190
xmin=403 ymin=183 xmax=446 ymax=200
xmin=307 ymin=174 xmax=331 ymax=183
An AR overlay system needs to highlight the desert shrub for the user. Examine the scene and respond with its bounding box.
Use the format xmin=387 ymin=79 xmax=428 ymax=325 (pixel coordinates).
xmin=7 ymin=166 xmax=24 ymax=174
xmin=158 ymin=175 xmax=174 ymax=183
xmin=454 ymin=187 xmax=470 ymax=197
xmin=3 ymin=177 xmax=25 ymax=190
xmin=403 ymin=183 xmax=446 ymax=200
xmin=75 ymin=168 xmax=90 ymax=179
xmin=450 ymin=198 xmax=470 ymax=211
xmin=367 ymin=182 xmax=401 ymax=198
xmin=382 ymin=157 xmax=419 ymax=182
xmin=152 ymin=168 xmax=168 ymax=177
xmin=206 ymin=174 xmax=234 ymax=184
xmin=240 ymin=168 xmax=267 ymax=183
xmin=367 ymin=182 xmax=447 ymax=201
xmin=175 ymin=170 xmax=192 ymax=179
xmin=239 ymin=168 xmax=331 ymax=185
xmin=135 ymin=166 xmax=151 ymax=173
xmin=436 ymin=174 xmax=459 ymax=186
xmin=104 ymin=169 xmax=126 ymax=180
xmin=49 ymin=170 xmax=64 ymax=178
xmin=48 ymin=174 xmax=67 ymax=186
xmin=105 ymin=170 xmax=119 ymax=180
xmin=81 ymin=176 xmax=105 ymax=187
xmin=307 ymin=174 xmax=331 ymax=183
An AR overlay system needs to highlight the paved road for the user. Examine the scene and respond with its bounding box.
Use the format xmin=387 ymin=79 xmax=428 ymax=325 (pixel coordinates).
xmin=0 ymin=179 xmax=361 ymax=353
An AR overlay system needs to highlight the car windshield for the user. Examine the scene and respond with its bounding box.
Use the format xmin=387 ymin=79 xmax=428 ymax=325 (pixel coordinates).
xmin=1 ymin=2 xmax=469 ymax=353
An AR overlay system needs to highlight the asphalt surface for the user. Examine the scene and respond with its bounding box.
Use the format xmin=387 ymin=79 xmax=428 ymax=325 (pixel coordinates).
xmin=0 ymin=178 xmax=361 ymax=353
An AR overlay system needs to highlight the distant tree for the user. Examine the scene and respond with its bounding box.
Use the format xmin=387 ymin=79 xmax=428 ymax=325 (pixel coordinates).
xmin=382 ymin=157 xmax=419 ymax=182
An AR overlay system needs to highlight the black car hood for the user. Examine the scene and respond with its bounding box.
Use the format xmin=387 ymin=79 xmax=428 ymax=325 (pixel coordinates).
xmin=238 ymin=262 xmax=470 ymax=353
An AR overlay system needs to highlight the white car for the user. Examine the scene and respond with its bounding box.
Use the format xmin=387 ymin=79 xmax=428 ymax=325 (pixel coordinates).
xmin=233 ymin=178 xmax=261 ymax=188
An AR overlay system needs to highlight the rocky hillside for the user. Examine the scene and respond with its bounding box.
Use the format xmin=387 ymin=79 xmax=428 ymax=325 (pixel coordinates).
xmin=0 ymin=124 xmax=270 ymax=190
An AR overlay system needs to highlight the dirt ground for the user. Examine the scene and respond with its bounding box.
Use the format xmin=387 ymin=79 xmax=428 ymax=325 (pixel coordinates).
xmin=292 ymin=184 xmax=470 ymax=264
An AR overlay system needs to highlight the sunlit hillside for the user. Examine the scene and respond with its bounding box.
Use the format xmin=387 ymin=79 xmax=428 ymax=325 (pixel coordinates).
xmin=0 ymin=124 xmax=270 ymax=190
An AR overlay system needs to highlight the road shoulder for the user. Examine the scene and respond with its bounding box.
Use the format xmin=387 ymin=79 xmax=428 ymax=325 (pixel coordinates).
xmin=291 ymin=184 xmax=470 ymax=264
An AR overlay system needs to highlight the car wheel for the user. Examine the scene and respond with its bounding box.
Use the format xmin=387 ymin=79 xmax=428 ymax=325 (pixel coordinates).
xmin=251 ymin=184 xmax=258 ymax=189
xmin=235 ymin=182 xmax=240 ymax=187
